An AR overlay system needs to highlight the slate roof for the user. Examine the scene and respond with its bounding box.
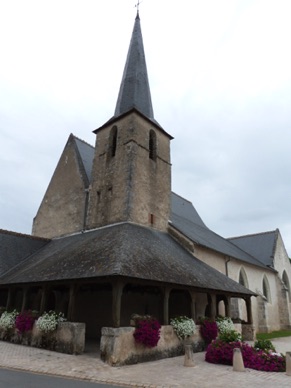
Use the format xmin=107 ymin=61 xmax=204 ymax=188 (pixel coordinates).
xmin=114 ymin=12 xmax=154 ymax=121
xmin=0 ymin=230 xmax=49 ymax=276
xmin=170 ymin=193 xmax=270 ymax=270
xmin=74 ymin=136 xmax=95 ymax=184
xmin=228 ymin=230 xmax=279 ymax=267
xmin=95 ymin=13 xmax=169 ymax=133
xmin=0 ymin=223 xmax=254 ymax=296
xmin=171 ymin=193 xmax=207 ymax=229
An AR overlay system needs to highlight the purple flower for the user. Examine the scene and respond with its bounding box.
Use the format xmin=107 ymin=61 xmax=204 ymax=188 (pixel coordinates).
xmin=205 ymin=339 xmax=286 ymax=372
xmin=15 ymin=311 xmax=36 ymax=334
xmin=133 ymin=318 xmax=161 ymax=348
xmin=200 ymin=320 xmax=218 ymax=344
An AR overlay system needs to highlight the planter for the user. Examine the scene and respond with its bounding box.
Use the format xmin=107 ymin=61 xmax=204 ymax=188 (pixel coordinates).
xmin=101 ymin=325 xmax=205 ymax=366
xmin=0 ymin=321 xmax=85 ymax=355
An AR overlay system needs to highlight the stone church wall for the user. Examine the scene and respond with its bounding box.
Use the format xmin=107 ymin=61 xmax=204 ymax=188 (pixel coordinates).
xmin=32 ymin=138 xmax=87 ymax=238
xmin=190 ymin=244 xmax=285 ymax=332
xmin=271 ymin=234 xmax=291 ymax=328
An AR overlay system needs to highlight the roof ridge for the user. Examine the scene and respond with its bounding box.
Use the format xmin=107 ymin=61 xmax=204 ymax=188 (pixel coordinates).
xmin=71 ymin=134 xmax=94 ymax=149
xmin=170 ymin=219 xmax=271 ymax=270
xmin=228 ymin=230 xmax=277 ymax=240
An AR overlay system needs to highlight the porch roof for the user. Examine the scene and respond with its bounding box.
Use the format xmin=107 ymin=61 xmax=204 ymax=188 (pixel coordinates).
xmin=0 ymin=222 xmax=254 ymax=297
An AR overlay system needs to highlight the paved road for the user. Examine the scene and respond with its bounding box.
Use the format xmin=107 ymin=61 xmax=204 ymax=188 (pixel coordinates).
xmin=0 ymin=339 xmax=291 ymax=387
xmin=0 ymin=368 xmax=123 ymax=388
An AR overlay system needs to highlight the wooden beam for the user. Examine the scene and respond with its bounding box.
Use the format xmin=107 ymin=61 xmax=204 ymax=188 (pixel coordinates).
xmin=67 ymin=284 xmax=78 ymax=321
xmin=163 ymin=287 xmax=171 ymax=325
xmin=112 ymin=281 xmax=124 ymax=328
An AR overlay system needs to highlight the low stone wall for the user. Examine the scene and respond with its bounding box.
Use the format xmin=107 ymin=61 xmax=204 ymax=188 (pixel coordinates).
xmin=100 ymin=325 xmax=205 ymax=366
xmin=0 ymin=322 xmax=85 ymax=355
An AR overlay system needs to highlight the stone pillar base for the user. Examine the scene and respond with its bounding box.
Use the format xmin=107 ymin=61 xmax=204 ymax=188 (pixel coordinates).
xmin=286 ymin=352 xmax=291 ymax=376
xmin=242 ymin=324 xmax=255 ymax=341
xmin=233 ymin=348 xmax=245 ymax=372
xmin=184 ymin=344 xmax=195 ymax=367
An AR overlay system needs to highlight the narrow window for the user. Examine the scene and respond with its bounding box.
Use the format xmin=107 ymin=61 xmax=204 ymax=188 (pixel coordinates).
xmin=282 ymin=270 xmax=291 ymax=299
xmin=97 ymin=191 xmax=101 ymax=204
xmin=262 ymin=275 xmax=271 ymax=303
xmin=108 ymin=126 xmax=117 ymax=158
xmin=149 ymin=129 xmax=157 ymax=161
xmin=238 ymin=267 xmax=249 ymax=288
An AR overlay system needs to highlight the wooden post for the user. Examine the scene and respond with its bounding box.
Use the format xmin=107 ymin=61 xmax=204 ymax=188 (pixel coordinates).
xmin=67 ymin=284 xmax=78 ymax=321
xmin=190 ymin=291 xmax=196 ymax=322
xmin=112 ymin=281 xmax=124 ymax=328
xmin=210 ymin=294 xmax=216 ymax=320
xmin=245 ymin=297 xmax=253 ymax=324
xmin=163 ymin=287 xmax=170 ymax=325
xmin=225 ymin=296 xmax=231 ymax=317
xmin=6 ymin=288 xmax=13 ymax=310
xmin=21 ymin=287 xmax=28 ymax=312
xmin=40 ymin=286 xmax=48 ymax=314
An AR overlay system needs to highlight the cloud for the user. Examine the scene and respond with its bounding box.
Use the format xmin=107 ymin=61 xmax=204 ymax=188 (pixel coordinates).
xmin=0 ymin=0 xmax=291 ymax=255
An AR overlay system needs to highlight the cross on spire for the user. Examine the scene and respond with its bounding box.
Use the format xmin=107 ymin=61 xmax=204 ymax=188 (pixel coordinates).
xmin=135 ymin=0 xmax=142 ymax=13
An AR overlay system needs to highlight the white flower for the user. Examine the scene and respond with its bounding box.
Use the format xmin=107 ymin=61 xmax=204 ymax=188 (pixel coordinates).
xmin=0 ymin=310 xmax=18 ymax=330
xmin=170 ymin=316 xmax=196 ymax=340
xmin=36 ymin=311 xmax=66 ymax=333
xmin=216 ymin=317 xmax=234 ymax=334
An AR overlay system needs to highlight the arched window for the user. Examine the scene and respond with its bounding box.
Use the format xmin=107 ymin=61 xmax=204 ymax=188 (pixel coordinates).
xmin=149 ymin=129 xmax=157 ymax=161
xmin=238 ymin=267 xmax=249 ymax=289
xmin=262 ymin=275 xmax=271 ymax=303
xmin=108 ymin=126 xmax=117 ymax=158
xmin=282 ymin=270 xmax=291 ymax=299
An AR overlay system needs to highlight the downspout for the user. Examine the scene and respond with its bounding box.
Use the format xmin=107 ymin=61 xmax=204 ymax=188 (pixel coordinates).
xmin=83 ymin=186 xmax=90 ymax=230
xmin=225 ymin=257 xmax=231 ymax=277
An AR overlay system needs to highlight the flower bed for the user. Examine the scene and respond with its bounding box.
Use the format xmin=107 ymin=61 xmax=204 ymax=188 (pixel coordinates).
xmin=206 ymin=339 xmax=286 ymax=372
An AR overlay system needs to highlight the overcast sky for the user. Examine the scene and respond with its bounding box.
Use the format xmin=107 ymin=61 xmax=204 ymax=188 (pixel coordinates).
xmin=1 ymin=0 xmax=291 ymax=256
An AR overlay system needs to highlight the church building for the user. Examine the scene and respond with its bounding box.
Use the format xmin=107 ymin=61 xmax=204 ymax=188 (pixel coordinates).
xmin=1 ymin=12 xmax=291 ymax=343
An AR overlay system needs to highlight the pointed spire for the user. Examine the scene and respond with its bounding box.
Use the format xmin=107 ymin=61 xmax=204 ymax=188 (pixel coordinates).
xmin=114 ymin=13 xmax=154 ymax=120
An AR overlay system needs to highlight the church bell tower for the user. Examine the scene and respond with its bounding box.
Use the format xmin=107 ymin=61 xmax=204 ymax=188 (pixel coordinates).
xmin=86 ymin=12 xmax=173 ymax=232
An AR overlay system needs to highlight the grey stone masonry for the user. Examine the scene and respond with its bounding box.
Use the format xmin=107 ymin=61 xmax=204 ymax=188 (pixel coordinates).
xmin=87 ymin=111 xmax=172 ymax=231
